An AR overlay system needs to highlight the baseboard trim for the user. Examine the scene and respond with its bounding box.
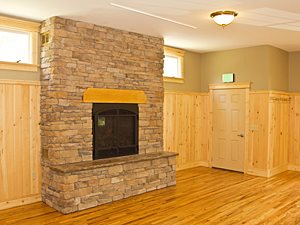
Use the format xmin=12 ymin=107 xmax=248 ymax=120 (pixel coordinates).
xmin=246 ymin=165 xmax=289 ymax=178
xmin=268 ymin=164 xmax=288 ymax=177
xmin=177 ymin=161 xmax=209 ymax=171
xmin=288 ymin=165 xmax=300 ymax=172
xmin=246 ymin=168 xmax=268 ymax=177
xmin=0 ymin=194 xmax=41 ymax=211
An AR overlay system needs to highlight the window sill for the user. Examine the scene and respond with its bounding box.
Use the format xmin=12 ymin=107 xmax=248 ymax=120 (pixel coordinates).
xmin=0 ymin=61 xmax=39 ymax=72
xmin=163 ymin=77 xmax=184 ymax=84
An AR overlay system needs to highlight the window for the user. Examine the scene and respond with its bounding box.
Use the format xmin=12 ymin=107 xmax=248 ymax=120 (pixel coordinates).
xmin=0 ymin=16 xmax=40 ymax=72
xmin=163 ymin=46 xmax=185 ymax=83
xmin=0 ymin=29 xmax=30 ymax=63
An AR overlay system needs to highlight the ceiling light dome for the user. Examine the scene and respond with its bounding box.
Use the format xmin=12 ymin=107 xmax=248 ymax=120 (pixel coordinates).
xmin=210 ymin=11 xmax=238 ymax=27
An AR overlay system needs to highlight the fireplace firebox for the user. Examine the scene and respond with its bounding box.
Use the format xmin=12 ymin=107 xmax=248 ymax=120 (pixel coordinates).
xmin=92 ymin=103 xmax=138 ymax=159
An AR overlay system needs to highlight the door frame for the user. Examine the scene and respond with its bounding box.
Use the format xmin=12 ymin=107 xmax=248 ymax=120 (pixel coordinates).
xmin=208 ymin=82 xmax=251 ymax=173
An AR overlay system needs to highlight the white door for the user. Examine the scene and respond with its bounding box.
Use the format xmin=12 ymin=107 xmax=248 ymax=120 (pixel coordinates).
xmin=212 ymin=89 xmax=246 ymax=172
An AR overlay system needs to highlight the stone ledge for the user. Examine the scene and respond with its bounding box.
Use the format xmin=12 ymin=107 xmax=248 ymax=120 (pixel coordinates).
xmin=42 ymin=151 xmax=177 ymax=214
xmin=49 ymin=152 xmax=178 ymax=173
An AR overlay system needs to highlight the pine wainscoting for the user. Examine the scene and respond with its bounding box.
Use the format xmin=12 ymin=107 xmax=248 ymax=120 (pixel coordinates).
xmin=0 ymin=80 xmax=41 ymax=210
xmin=164 ymin=90 xmax=294 ymax=177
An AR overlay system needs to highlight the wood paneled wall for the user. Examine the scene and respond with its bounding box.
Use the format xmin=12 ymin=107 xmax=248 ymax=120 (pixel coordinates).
xmin=164 ymin=90 xmax=291 ymax=177
xmin=289 ymin=94 xmax=300 ymax=171
xmin=164 ymin=91 xmax=209 ymax=170
xmin=268 ymin=93 xmax=289 ymax=175
xmin=247 ymin=92 xmax=289 ymax=177
xmin=247 ymin=92 xmax=269 ymax=175
xmin=0 ymin=85 xmax=296 ymax=210
xmin=0 ymin=80 xmax=41 ymax=210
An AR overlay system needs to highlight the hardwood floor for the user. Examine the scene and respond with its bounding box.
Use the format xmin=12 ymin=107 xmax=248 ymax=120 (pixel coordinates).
xmin=2 ymin=167 xmax=300 ymax=224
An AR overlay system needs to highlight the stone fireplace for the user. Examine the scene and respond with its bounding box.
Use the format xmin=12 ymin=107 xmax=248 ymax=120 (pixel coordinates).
xmin=40 ymin=17 xmax=177 ymax=214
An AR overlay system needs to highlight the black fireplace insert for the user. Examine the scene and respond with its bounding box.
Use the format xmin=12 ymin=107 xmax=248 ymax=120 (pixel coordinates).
xmin=92 ymin=103 xmax=138 ymax=159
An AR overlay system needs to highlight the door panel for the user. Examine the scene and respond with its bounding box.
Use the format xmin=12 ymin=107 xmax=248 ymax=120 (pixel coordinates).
xmin=212 ymin=89 xmax=245 ymax=172
xmin=230 ymin=140 xmax=239 ymax=161
xmin=218 ymin=139 xmax=226 ymax=159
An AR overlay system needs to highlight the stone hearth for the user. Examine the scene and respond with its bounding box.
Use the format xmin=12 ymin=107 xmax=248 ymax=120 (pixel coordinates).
xmin=40 ymin=17 xmax=177 ymax=214
xmin=44 ymin=152 xmax=176 ymax=214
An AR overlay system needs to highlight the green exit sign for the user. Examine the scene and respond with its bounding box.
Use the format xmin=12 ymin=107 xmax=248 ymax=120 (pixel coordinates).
xmin=222 ymin=73 xmax=234 ymax=83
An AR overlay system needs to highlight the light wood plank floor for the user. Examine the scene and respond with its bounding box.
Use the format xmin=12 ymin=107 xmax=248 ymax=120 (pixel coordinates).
xmin=2 ymin=167 xmax=300 ymax=225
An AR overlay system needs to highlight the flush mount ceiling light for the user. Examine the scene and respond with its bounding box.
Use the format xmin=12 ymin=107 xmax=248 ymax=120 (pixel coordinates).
xmin=210 ymin=11 xmax=238 ymax=27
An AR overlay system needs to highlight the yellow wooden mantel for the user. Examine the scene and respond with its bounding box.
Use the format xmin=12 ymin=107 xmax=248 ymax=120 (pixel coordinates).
xmin=83 ymin=88 xmax=147 ymax=103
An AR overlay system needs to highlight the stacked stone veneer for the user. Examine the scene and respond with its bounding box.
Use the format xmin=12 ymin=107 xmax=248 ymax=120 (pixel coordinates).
xmin=44 ymin=153 xmax=176 ymax=214
xmin=41 ymin=17 xmax=164 ymax=164
xmin=40 ymin=17 xmax=177 ymax=214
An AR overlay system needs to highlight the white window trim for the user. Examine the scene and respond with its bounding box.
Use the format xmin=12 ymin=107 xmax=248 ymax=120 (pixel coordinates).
xmin=163 ymin=46 xmax=185 ymax=83
xmin=0 ymin=16 xmax=40 ymax=72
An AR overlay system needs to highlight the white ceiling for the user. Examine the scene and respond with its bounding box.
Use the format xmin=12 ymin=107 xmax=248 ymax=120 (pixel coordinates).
xmin=1 ymin=0 xmax=300 ymax=53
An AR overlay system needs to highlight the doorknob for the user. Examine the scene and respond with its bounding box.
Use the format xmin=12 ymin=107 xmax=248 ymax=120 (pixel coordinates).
xmin=237 ymin=133 xmax=244 ymax=138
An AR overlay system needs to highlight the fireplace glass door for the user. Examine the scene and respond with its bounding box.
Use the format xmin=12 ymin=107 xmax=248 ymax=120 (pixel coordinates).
xmin=93 ymin=103 xmax=138 ymax=159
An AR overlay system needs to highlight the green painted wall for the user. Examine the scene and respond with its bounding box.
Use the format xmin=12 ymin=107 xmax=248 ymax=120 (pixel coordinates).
xmin=289 ymin=51 xmax=300 ymax=92
xmin=268 ymin=46 xmax=289 ymax=91
xmin=0 ymin=69 xmax=40 ymax=81
xmin=200 ymin=45 xmax=289 ymax=92
xmin=164 ymin=50 xmax=201 ymax=92
xmin=164 ymin=45 xmax=290 ymax=92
